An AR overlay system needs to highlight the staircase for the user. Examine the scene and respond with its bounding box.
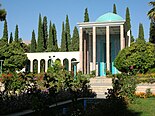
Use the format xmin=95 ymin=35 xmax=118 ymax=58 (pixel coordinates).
xmin=90 ymin=77 xmax=112 ymax=98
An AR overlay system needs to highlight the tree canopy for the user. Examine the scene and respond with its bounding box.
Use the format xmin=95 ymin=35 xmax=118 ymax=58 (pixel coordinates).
xmin=0 ymin=4 xmax=6 ymax=21
xmin=30 ymin=30 xmax=37 ymax=52
xmin=0 ymin=42 xmax=28 ymax=72
xmin=137 ymin=23 xmax=145 ymax=42
xmin=113 ymin=4 xmax=117 ymax=14
xmin=148 ymin=1 xmax=155 ymax=23
xmin=114 ymin=42 xmax=155 ymax=74
xmin=84 ymin=8 xmax=89 ymax=22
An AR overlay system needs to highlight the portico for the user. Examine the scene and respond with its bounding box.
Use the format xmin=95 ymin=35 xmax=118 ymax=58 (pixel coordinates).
xmin=78 ymin=12 xmax=131 ymax=76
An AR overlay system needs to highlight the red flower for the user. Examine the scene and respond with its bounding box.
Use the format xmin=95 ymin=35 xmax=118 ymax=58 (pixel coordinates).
xmin=7 ymin=73 xmax=13 ymax=77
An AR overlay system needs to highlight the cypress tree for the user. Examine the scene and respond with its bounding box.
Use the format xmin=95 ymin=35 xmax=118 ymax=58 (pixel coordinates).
xmin=137 ymin=23 xmax=145 ymax=42
xmin=149 ymin=21 xmax=155 ymax=44
xmin=37 ymin=14 xmax=44 ymax=52
xmin=113 ymin=4 xmax=117 ymax=14
xmin=125 ymin=7 xmax=134 ymax=42
xmin=47 ymin=21 xmax=53 ymax=52
xmin=52 ymin=24 xmax=58 ymax=51
xmin=14 ymin=24 xmax=19 ymax=42
xmin=60 ymin=21 xmax=67 ymax=52
xmin=84 ymin=8 xmax=89 ymax=22
xmin=42 ymin=16 xmax=48 ymax=50
xmin=65 ymin=15 xmax=71 ymax=51
xmin=2 ymin=19 xmax=8 ymax=42
xmin=9 ymin=32 xmax=13 ymax=43
xmin=71 ymin=26 xmax=79 ymax=51
xmin=30 ymin=30 xmax=37 ymax=52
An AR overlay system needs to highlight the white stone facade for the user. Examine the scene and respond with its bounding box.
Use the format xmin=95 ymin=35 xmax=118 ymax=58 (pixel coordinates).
xmin=26 ymin=52 xmax=80 ymax=73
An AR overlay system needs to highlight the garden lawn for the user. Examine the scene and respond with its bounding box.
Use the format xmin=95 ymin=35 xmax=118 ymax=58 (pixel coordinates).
xmin=128 ymin=98 xmax=155 ymax=116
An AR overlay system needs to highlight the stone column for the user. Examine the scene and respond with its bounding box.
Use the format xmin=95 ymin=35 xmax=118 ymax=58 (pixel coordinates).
xmin=38 ymin=60 xmax=40 ymax=73
xmin=69 ymin=60 xmax=71 ymax=71
xmin=45 ymin=60 xmax=48 ymax=72
xmin=106 ymin=26 xmax=110 ymax=71
xmin=84 ymin=32 xmax=87 ymax=74
xmin=120 ymin=25 xmax=125 ymax=50
xmin=30 ymin=60 xmax=33 ymax=72
xmin=89 ymin=33 xmax=92 ymax=72
xmin=79 ymin=27 xmax=83 ymax=73
xmin=87 ymin=34 xmax=90 ymax=74
xmin=93 ymin=26 xmax=96 ymax=72
xmin=127 ymin=30 xmax=131 ymax=47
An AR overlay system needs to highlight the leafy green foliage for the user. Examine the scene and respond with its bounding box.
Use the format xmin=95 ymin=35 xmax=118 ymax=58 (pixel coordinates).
xmin=37 ymin=14 xmax=44 ymax=52
xmin=65 ymin=15 xmax=71 ymax=51
xmin=14 ymin=25 xmax=19 ymax=42
xmin=149 ymin=21 xmax=155 ymax=44
xmin=0 ymin=4 xmax=6 ymax=21
xmin=0 ymin=42 xmax=28 ymax=72
xmin=71 ymin=26 xmax=79 ymax=51
xmin=52 ymin=24 xmax=58 ymax=51
xmin=137 ymin=23 xmax=145 ymax=42
xmin=106 ymin=74 xmax=137 ymax=103
xmin=30 ymin=30 xmax=37 ymax=52
xmin=125 ymin=7 xmax=134 ymax=42
xmin=60 ymin=21 xmax=67 ymax=52
xmin=9 ymin=32 xmax=13 ymax=43
xmin=114 ymin=42 xmax=155 ymax=74
xmin=42 ymin=16 xmax=48 ymax=50
xmin=47 ymin=21 xmax=53 ymax=52
xmin=147 ymin=1 xmax=155 ymax=23
xmin=84 ymin=8 xmax=89 ymax=22
xmin=2 ymin=19 xmax=8 ymax=43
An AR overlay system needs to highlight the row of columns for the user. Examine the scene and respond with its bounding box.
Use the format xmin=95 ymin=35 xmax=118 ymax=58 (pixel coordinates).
xmin=29 ymin=59 xmax=72 ymax=73
xmin=79 ymin=25 xmax=125 ymax=75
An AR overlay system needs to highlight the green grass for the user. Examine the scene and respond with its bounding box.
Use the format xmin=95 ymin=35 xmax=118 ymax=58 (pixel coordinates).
xmin=128 ymin=97 xmax=155 ymax=116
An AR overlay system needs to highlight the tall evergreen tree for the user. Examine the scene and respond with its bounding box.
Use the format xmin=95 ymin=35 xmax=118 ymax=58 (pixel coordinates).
xmin=149 ymin=21 xmax=155 ymax=44
xmin=9 ymin=32 xmax=13 ymax=43
xmin=14 ymin=24 xmax=19 ymax=42
xmin=137 ymin=23 xmax=145 ymax=42
xmin=30 ymin=30 xmax=37 ymax=52
xmin=113 ymin=4 xmax=117 ymax=14
xmin=84 ymin=8 xmax=89 ymax=22
xmin=52 ymin=24 xmax=58 ymax=51
xmin=2 ymin=19 xmax=8 ymax=42
xmin=42 ymin=16 xmax=48 ymax=50
xmin=47 ymin=21 xmax=53 ymax=52
xmin=65 ymin=15 xmax=71 ymax=51
xmin=125 ymin=7 xmax=134 ymax=42
xmin=37 ymin=14 xmax=44 ymax=52
xmin=71 ymin=26 xmax=79 ymax=51
xmin=60 ymin=21 xmax=67 ymax=52
xmin=0 ymin=4 xmax=6 ymax=21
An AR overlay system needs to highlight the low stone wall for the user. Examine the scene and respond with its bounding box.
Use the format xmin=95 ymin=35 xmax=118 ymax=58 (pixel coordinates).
xmin=136 ymin=83 xmax=155 ymax=94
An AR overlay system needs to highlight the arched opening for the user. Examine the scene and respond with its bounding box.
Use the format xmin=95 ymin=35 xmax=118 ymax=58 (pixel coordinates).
xmin=25 ymin=60 xmax=30 ymax=73
xmin=55 ymin=58 xmax=61 ymax=64
xmin=48 ymin=59 xmax=52 ymax=68
xmin=40 ymin=59 xmax=45 ymax=73
xmin=33 ymin=59 xmax=38 ymax=73
xmin=63 ymin=59 xmax=69 ymax=71
xmin=71 ymin=58 xmax=77 ymax=71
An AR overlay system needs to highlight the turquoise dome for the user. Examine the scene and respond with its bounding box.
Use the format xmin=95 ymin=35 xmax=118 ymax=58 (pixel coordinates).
xmin=96 ymin=12 xmax=124 ymax=22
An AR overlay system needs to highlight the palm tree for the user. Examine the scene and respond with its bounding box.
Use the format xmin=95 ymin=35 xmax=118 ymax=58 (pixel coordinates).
xmin=0 ymin=4 xmax=6 ymax=21
xmin=148 ymin=1 xmax=155 ymax=23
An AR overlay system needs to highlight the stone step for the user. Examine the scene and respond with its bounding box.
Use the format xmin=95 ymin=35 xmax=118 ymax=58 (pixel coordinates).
xmin=90 ymin=77 xmax=112 ymax=84
xmin=91 ymin=86 xmax=112 ymax=93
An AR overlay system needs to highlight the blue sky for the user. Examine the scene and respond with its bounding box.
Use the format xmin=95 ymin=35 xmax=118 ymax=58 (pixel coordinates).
xmin=0 ymin=0 xmax=151 ymax=45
